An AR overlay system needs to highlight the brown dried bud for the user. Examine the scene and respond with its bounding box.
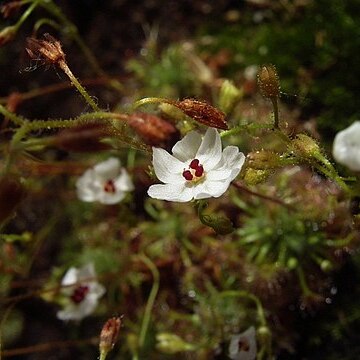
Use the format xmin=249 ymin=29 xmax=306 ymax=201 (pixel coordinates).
xmin=257 ymin=64 xmax=280 ymax=99
xmin=1 ymin=1 xmax=23 ymax=18
xmin=52 ymin=123 xmax=111 ymax=152
xmin=26 ymin=33 xmax=65 ymax=66
xmin=0 ymin=175 xmax=26 ymax=224
xmin=172 ymin=99 xmax=228 ymax=130
xmin=127 ymin=112 xmax=179 ymax=148
xmin=99 ymin=317 xmax=121 ymax=357
xmin=0 ymin=25 xmax=16 ymax=47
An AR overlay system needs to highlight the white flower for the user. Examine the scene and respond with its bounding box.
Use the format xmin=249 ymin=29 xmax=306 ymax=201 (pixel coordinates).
xmin=76 ymin=157 xmax=134 ymax=204
xmin=57 ymin=263 xmax=105 ymax=321
xmin=332 ymin=121 xmax=360 ymax=171
xmin=229 ymin=326 xmax=257 ymax=360
xmin=147 ymin=128 xmax=245 ymax=202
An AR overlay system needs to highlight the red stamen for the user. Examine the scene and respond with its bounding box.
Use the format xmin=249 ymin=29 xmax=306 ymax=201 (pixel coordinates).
xmin=182 ymin=170 xmax=193 ymax=181
xmin=104 ymin=179 xmax=116 ymax=193
xmin=189 ymin=159 xmax=200 ymax=169
xmin=70 ymin=285 xmax=89 ymax=304
xmin=194 ymin=165 xmax=204 ymax=177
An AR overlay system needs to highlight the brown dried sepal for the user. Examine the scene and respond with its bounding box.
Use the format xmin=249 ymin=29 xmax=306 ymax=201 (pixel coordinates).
xmin=128 ymin=112 xmax=179 ymax=148
xmin=26 ymin=33 xmax=65 ymax=66
xmin=0 ymin=175 xmax=26 ymax=224
xmin=53 ymin=123 xmax=111 ymax=152
xmin=172 ymin=99 xmax=228 ymax=130
xmin=1 ymin=1 xmax=23 ymax=18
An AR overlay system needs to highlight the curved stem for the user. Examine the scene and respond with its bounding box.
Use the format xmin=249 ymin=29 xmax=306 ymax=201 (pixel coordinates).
xmin=136 ymin=254 xmax=160 ymax=349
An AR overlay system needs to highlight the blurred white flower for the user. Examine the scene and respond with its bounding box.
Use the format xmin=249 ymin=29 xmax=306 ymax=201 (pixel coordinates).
xmin=57 ymin=263 xmax=105 ymax=321
xmin=76 ymin=157 xmax=134 ymax=204
xmin=229 ymin=326 xmax=257 ymax=360
xmin=332 ymin=121 xmax=360 ymax=171
xmin=148 ymin=128 xmax=245 ymax=202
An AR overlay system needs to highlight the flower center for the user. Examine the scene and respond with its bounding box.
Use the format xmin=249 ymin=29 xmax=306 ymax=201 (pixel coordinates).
xmin=238 ymin=339 xmax=250 ymax=352
xmin=104 ymin=179 xmax=116 ymax=193
xmin=182 ymin=159 xmax=205 ymax=182
xmin=70 ymin=285 xmax=89 ymax=304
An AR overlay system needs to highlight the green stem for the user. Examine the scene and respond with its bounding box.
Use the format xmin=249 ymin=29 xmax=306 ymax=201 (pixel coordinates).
xmin=137 ymin=254 xmax=160 ymax=349
xmin=296 ymin=267 xmax=312 ymax=296
xmin=218 ymin=290 xmax=267 ymax=327
xmin=220 ymin=123 xmax=273 ymax=138
xmin=0 ymin=104 xmax=25 ymax=126
xmin=271 ymin=97 xmax=279 ymax=130
xmin=59 ymin=60 xmax=101 ymax=112
xmin=313 ymin=162 xmax=350 ymax=193
xmin=13 ymin=0 xmax=39 ymax=31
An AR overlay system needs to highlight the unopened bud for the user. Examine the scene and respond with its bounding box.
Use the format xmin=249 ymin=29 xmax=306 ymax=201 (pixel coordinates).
xmin=99 ymin=317 xmax=121 ymax=359
xmin=243 ymin=168 xmax=270 ymax=185
xmin=320 ymin=259 xmax=333 ymax=273
xmin=218 ymin=80 xmax=243 ymax=115
xmin=0 ymin=175 xmax=26 ymax=225
xmin=127 ymin=112 xmax=179 ymax=148
xmin=173 ymin=99 xmax=228 ymax=130
xmin=52 ymin=123 xmax=111 ymax=152
xmin=0 ymin=25 xmax=16 ymax=47
xmin=257 ymin=326 xmax=271 ymax=346
xmin=247 ymin=150 xmax=282 ymax=170
xmin=156 ymin=333 xmax=195 ymax=354
xmin=257 ymin=64 xmax=280 ymax=99
xmin=291 ymin=134 xmax=321 ymax=160
xmin=1 ymin=1 xmax=23 ymax=18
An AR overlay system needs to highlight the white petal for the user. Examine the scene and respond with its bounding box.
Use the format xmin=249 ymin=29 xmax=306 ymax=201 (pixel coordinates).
xmin=172 ymin=131 xmax=202 ymax=161
xmin=77 ymin=263 xmax=96 ymax=280
xmin=61 ymin=267 xmax=79 ymax=287
xmin=193 ymin=180 xmax=230 ymax=199
xmin=229 ymin=326 xmax=257 ymax=360
xmin=333 ymin=121 xmax=360 ymax=171
xmin=93 ymin=157 xmax=121 ymax=180
xmin=89 ymin=282 xmax=106 ymax=298
xmin=152 ymin=148 xmax=185 ymax=184
xmin=115 ymin=169 xmax=134 ymax=191
xmin=98 ymin=190 xmax=126 ymax=204
xmin=76 ymin=169 xmax=101 ymax=202
xmin=148 ymin=183 xmax=193 ymax=202
xmin=196 ymin=128 xmax=222 ymax=170
xmin=57 ymin=306 xmax=80 ymax=321
xmin=222 ymin=146 xmax=245 ymax=180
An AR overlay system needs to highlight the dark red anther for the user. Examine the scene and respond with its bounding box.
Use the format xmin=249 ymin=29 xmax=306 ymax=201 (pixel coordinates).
xmin=104 ymin=179 xmax=116 ymax=193
xmin=189 ymin=159 xmax=200 ymax=169
xmin=70 ymin=285 xmax=89 ymax=304
xmin=182 ymin=170 xmax=193 ymax=181
xmin=194 ymin=165 xmax=204 ymax=177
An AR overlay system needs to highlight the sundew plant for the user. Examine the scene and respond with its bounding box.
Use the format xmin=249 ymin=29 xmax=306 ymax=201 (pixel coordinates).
xmin=0 ymin=1 xmax=360 ymax=359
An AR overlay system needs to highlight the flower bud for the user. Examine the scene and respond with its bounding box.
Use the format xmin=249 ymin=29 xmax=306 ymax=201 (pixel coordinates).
xmin=243 ymin=168 xmax=270 ymax=185
xmin=99 ymin=317 xmax=121 ymax=359
xmin=257 ymin=64 xmax=280 ymax=99
xmin=291 ymin=134 xmax=321 ymax=160
xmin=0 ymin=175 xmax=26 ymax=225
xmin=218 ymin=80 xmax=243 ymax=115
xmin=173 ymin=99 xmax=228 ymax=130
xmin=52 ymin=123 xmax=111 ymax=152
xmin=0 ymin=25 xmax=16 ymax=47
xmin=127 ymin=112 xmax=179 ymax=147
xmin=156 ymin=333 xmax=195 ymax=354
xmin=256 ymin=326 xmax=271 ymax=347
xmin=1 ymin=1 xmax=23 ymax=18
xmin=247 ymin=150 xmax=282 ymax=170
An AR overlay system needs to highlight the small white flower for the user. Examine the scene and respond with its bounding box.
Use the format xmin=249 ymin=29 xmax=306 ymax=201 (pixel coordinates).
xmin=332 ymin=121 xmax=360 ymax=171
xmin=76 ymin=157 xmax=134 ymax=204
xmin=147 ymin=128 xmax=245 ymax=202
xmin=229 ymin=326 xmax=257 ymax=360
xmin=57 ymin=263 xmax=105 ymax=321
